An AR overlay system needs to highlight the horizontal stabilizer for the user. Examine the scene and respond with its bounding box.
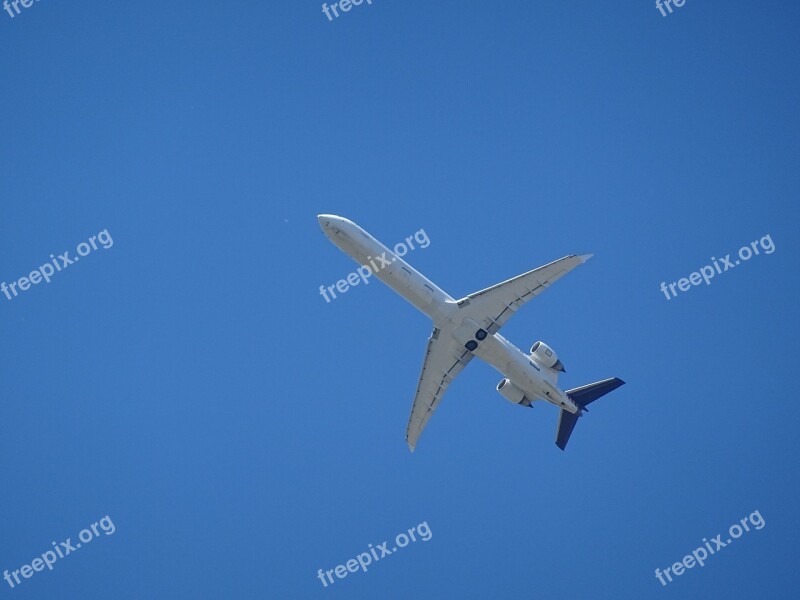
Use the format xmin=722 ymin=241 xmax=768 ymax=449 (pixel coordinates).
xmin=555 ymin=377 xmax=625 ymax=450
xmin=565 ymin=377 xmax=625 ymax=409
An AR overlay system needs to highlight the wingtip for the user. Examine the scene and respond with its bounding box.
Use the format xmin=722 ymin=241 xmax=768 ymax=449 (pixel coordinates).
xmin=579 ymin=253 xmax=594 ymax=263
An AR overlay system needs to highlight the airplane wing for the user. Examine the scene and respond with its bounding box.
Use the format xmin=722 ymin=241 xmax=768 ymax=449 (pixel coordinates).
xmin=405 ymin=327 xmax=473 ymax=452
xmin=455 ymin=254 xmax=592 ymax=336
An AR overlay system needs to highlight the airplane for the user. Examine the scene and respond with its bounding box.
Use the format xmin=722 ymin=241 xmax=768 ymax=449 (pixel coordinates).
xmin=318 ymin=214 xmax=625 ymax=452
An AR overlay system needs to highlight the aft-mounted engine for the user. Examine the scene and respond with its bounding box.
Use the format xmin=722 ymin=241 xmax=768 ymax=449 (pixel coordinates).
xmin=529 ymin=341 xmax=566 ymax=372
xmin=496 ymin=378 xmax=532 ymax=407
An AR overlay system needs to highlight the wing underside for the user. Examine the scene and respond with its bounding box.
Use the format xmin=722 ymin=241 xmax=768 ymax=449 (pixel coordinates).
xmin=405 ymin=327 xmax=473 ymax=452
xmin=456 ymin=254 xmax=592 ymax=335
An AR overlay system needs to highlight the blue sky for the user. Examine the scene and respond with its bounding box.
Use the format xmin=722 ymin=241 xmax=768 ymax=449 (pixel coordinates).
xmin=1 ymin=1 xmax=798 ymax=598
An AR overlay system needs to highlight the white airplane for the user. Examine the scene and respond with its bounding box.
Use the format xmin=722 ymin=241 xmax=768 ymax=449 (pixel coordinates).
xmin=318 ymin=214 xmax=625 ymax=452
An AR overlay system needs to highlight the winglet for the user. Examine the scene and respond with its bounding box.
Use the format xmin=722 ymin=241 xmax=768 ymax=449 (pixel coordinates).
xmin=578 ymin=253 xmax=594 ymax=263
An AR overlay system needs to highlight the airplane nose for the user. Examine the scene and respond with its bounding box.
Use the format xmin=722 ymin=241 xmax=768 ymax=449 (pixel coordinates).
xmin=318 ymin=214 xmax=352 ymax=234
xmin=318 ymin=215 xmax=341 ymax=234
xmin=318 ymin=214 xmax=347 ymax=229
xmin=317 ymin=214 xmax=355 ymax=237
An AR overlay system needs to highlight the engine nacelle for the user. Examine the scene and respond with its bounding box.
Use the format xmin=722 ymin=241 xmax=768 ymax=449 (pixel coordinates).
xmin=496 ymin=378 xmax=532 ymax=407
xmin=529 ymin=341 xmax=565 ymax=372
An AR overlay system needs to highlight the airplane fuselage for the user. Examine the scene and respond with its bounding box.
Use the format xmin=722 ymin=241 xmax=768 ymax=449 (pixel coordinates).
xmin=318 ymin=215 xmax=580 ymax=415
xmin=318 ymin=214 xmax=456 ymax=322
xmin=453 ymin=325 xmax=579 ymax=414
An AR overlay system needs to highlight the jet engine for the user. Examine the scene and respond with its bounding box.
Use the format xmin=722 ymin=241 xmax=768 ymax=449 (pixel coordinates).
xmin=529 ymin=341 xmax=565 ymax=372
xmin=496 ymin=378 xmax=532 ymax=407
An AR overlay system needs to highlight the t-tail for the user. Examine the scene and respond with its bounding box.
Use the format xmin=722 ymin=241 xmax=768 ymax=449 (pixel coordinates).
xmin=555 ymin=377 xmax=625 ymax=450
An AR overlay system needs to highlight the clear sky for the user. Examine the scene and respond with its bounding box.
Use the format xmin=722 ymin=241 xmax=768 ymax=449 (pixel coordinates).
xmin=1 ymin=1 xmax=798 ymax=598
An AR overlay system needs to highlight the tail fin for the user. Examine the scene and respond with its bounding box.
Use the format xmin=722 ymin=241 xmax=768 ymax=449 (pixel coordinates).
xmin=555 ymin=410 xmax=581 ymax=451
xmin=555 ymin=377 xmax=625 ymax=450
